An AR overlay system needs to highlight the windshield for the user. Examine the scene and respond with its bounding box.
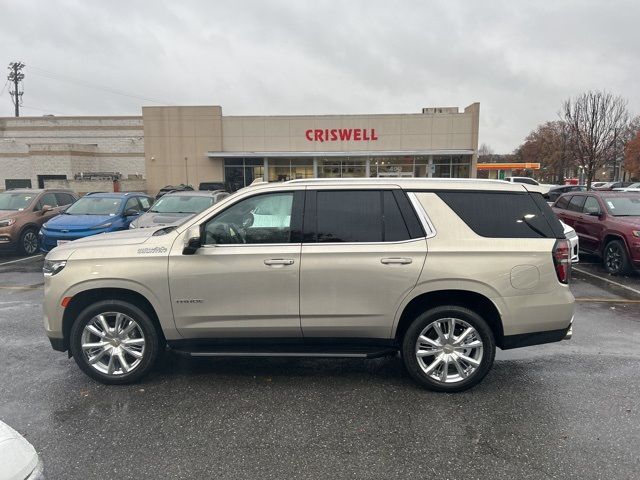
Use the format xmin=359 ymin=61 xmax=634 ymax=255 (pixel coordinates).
xmin=603 ymin=196 xmax=640 ymax=216
xmin=65 ymin=196 xmax=122 ymax=215
xmin=0 ymin=192 xmax=35 ymax=211
xmin=149 ymin=195 xmax=214 ymax=214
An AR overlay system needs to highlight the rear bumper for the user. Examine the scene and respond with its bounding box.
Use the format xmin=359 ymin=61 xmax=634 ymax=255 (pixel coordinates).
xmin=501 ymin=319 xmax=573 ymax=349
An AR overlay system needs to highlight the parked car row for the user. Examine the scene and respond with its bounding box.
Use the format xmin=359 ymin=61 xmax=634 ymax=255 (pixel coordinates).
xmin=0 ymin=186 xmax=229 ymax=255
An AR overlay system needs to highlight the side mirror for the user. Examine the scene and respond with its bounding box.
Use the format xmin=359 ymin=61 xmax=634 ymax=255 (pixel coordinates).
xmin=182 ymin=225 xmax=202 ymax=255
xmin=41 ymin=205 xmax=53 ymax=215
xmin=124 ymin=208 xmax=140 ymax=217
xmin=588 ymin=211 xmax=601 ymax=217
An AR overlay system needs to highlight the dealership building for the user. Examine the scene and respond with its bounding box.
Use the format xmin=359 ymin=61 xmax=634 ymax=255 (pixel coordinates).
xmin=1 ymin=103 xmax=479 ymax=193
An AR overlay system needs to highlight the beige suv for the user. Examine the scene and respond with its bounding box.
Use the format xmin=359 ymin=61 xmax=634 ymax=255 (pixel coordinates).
xmin=43 ymin=179 xmax=574 ymax=392
xmin=0 ymin=189 xmax=78 ymax=255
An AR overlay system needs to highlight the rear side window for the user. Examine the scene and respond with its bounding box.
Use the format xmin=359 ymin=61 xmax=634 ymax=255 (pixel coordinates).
xmin=567 ymin=195 xmax=586 ymax=212
xmin=55 ymin=193 xmax=76 ymax=206
xmin=436 ymin=191 xmax=561 ymax=239
xmin=316 ymin=191 xmax=382 ymax=242
xmin=555 ymin=195 xmax=570 ymax=210
xmin=309 ymin=190 xmax=415 ymax=243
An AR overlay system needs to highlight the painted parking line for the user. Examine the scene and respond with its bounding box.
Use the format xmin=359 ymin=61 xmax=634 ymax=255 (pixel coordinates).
xmin=0 ymin=255 xmax=43 ymax=267
xmin=573 ymin=267 xmax=640 ymax=297
xmin=0 ymin=283 xmax=44 ymax=290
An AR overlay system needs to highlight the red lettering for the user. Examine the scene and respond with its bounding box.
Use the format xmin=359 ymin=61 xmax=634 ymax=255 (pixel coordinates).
xmin=307 ymin=128 xmax=378 ymax=141
xmin=339 ymin=129 xmax=352 ymax=141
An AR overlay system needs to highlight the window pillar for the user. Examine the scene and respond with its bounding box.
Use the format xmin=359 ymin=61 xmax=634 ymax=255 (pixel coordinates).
xmin=264 ymin=158 xmax=269 ymax=182
xmin=428 ymin=155 xmax=433 ymax=178
xmin=365 ymin=158 xmax=371 ymax=177
xmin=313 ymin=158 xmax=318 ymax=178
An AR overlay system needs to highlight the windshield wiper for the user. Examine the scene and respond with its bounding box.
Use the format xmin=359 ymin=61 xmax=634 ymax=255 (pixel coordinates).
xmin=519 ymin=215 xmax=547 ymax=238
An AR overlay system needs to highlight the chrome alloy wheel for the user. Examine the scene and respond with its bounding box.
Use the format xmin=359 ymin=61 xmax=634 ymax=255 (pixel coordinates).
xmin=80 ymin=312 xmax=146 ymax=376
xmin=22 ymin=231 xmax=38 ymax=255
xmin=415 ymin=317 xmax=484 ymax=384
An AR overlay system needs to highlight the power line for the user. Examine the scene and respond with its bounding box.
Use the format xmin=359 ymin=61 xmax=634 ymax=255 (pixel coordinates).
xmin=28 ymin=65 xmax=172 ymax=105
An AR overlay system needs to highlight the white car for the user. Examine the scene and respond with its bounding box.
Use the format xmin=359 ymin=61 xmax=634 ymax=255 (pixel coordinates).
xmin=613 ymin=182 xmax=640 ymax=192
xmin=561 ymin=220 xmax=579 ymax=263
xmin=0 ymin=421 xmax=43 ymax=479
xmin=504 ymin=177 xmax=555 ymax=195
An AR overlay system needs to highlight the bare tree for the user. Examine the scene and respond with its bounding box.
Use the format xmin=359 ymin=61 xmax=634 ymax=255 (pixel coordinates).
xmin=518 ymin=121 xmax=576 ymax=183
xmin=562 ymin=91 xmax=630 ymax=189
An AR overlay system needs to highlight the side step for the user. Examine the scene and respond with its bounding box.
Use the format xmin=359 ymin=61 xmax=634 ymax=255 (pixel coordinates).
xmin=171 ymin=345 xmax=398 ymax=359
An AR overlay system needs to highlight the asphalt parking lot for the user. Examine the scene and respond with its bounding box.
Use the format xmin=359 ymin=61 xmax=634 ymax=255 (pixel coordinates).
xmin=1 ymin=254 xmax=639 ymax=479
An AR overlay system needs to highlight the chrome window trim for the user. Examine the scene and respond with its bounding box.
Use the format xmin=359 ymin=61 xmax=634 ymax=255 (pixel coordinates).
xmin=407 ymin=192 xmax=437 ymax=239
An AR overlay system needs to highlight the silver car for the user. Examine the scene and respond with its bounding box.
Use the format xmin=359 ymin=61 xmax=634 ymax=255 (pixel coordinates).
xmin=129 ymin=190 xmax=229 ymax=229
xmin=43 ymin=178 xmax=574 ymax=392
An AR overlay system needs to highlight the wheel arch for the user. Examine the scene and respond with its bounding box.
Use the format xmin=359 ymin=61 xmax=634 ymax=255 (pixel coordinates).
xmin=61 ymin=287 xmax=165 ymax=353
xmin=602 ymin=232 xmax=629 ymax=255
xmin=394 ymin=289 xmax=505 ymax=348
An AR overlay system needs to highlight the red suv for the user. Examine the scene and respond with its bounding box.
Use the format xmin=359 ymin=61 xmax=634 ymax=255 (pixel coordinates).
xmin=552 ymin=191 xmax=640 ymax=275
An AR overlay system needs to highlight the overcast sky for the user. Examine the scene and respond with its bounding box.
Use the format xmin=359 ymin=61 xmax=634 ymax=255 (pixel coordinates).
xmin=1 ymin=0 xmax=638 ymax=152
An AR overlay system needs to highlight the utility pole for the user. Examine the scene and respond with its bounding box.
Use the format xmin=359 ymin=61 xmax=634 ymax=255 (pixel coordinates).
xmin=8 ymin=61 xmax=25 ymax=117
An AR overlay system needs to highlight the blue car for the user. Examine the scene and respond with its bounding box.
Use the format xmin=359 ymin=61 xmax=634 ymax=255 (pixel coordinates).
xmin=39 ymin=192 xmax=153 ymax=252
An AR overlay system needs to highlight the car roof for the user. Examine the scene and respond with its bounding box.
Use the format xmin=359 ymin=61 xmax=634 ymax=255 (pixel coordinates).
xmin=239 ymin=177 xmax=529 ymax=192
xmin=85 ymin=192 xmax=149 ymax=198
xmin=564 ymin=190 xmax=638 ymax=197
xmin=162 ymin=190 xmax=226 ymax=197
xmin=2 ymin=188 xmax=74 ymax=194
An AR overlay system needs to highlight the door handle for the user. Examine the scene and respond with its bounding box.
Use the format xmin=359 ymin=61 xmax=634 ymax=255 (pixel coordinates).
xmin=264 ymin=258 xmax=295 ymax=266
xmin=381 ymin=257 xmax=412 ymax=265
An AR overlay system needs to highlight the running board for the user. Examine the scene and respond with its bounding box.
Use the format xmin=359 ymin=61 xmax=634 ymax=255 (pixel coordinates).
xmin=171 ymin=345 xmax=398 ymax=359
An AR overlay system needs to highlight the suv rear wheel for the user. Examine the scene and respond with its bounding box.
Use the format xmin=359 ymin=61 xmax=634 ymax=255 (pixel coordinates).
xmin=401 ymin=305 xmax=496 ymax=392
xmin=70 ymin=300 xmax=162 ymax=384
xmin=604 ymin=239 xmax=631 ymax=276
xmin=19 ymin=228 xmax=39 ymax=255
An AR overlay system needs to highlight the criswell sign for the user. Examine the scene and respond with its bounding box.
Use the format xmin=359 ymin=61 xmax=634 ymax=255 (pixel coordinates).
xmin=305 ymin=128 xmax=378 ymax=142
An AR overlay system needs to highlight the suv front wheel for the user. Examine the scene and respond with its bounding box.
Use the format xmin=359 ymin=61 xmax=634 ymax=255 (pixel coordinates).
xmin=401 ymin=305 xmax=496 ymax=392
xmin=70 ymin=300 xmax=162 ymax=384
xmin=603 ymin=239 xmax=631 ymax=276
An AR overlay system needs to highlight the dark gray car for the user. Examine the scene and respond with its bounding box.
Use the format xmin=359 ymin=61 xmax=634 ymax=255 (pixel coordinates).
xmin=129 ymin=190 xmax=229 ymax=229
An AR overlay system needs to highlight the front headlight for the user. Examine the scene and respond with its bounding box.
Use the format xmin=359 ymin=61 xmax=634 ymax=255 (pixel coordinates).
xmin=0 ymin=218 xmax=16 ymax=228
xmin=43 ymin=260 xmax=67 ymax=277
xmin=90 ymin=222 xmax=112 ymax=230
xmin=129 ymin=222 xmax=137 ymax=229
xmin=632 ymin=230 xmax=640 ymax=238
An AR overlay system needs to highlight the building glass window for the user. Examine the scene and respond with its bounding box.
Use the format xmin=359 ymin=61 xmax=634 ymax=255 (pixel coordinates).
xmin=224 ymin=158 xmax=265 ymax=191
xmin=268 ymin=158 xmax=313 ymax=182
xmin=318 ymin=157 xmax=366 ymax=178
xmin=371 ymin=156 xmax=414 ymax=177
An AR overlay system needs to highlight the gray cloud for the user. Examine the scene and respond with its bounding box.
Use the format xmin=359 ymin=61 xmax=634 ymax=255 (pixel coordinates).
xmin=1 ymin=0 xmax=638 ymax=152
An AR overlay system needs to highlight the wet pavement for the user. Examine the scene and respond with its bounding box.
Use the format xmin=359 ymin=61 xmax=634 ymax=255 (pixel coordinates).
xmin=0 ymin=255 xmax=639 ymax=479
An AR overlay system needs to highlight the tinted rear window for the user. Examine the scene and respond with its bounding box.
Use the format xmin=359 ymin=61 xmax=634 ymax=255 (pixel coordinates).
xmin=436 ymin=191 xmax=562 ymax=239
xmin=312 ymin=190 xmax=413 ymax=243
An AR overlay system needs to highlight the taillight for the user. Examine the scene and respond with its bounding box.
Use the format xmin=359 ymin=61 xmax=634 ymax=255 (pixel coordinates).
xmin=553 ymin=239 xmax=571 ymax=284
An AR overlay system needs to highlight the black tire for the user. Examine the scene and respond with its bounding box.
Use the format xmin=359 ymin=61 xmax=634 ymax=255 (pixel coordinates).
xmin=401 ymin=305 xmax=496 ymax=392
xmin=19 ymin=227 xmax=39 ymax=256
xmin=603 ymin=240 xmax=632 ymax=276
xmin=69 ymin=300 xmax=162 ymax=384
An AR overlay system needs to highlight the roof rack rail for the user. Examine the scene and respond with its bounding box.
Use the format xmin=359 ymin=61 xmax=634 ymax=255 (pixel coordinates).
xmin=285 ymin=178 xmax=509 ymax=184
